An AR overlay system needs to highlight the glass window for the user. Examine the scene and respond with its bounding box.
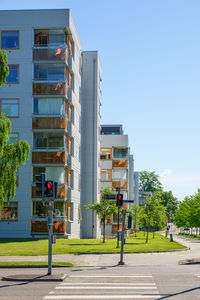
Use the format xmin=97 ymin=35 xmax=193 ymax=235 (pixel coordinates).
xmin=0 ymin=99 xmax=19 ymax=117
xmin=34 ymin=132 xmax=64 ymax=149
xmin=113 ymin=169 xmax=128 ymax=181
xmin=33 ymin=98 xmax=64 ymax=115
xmin=113 ymin=148 xmax=128 ymax=159
xmin=34 ymin=64 xmax=65 ymax=81
xmin=33 ymin=167 xmax=65 ymax=184
xmin=34 ymin=29 xmax=66 ymax=47
xmin=100 ymin=148 xmax=112 ymax=160
xmin=67 ymin=202 xmax=74 ymax=221
xmin=0 ymin=202 xmax=18 ymax=221
xmin=53 ymin=202 xmax=65 ymax=217
xmin=6 ymin=65 xmax=19 ymax=83
xmin=7 ymin=133 xmax=19 ymax=145
xmin=100 ymin=169 xmax=112 ymax=181
xmin=68 ymin=169 xmax=73 ymax=188
xmin=2 ymin=31 xmax=19 ymax=49
xmin=32 ymin=201 xmax=47 ymax=218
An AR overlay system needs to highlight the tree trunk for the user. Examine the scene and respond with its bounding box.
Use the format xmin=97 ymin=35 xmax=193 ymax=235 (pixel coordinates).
xmin=134 ymin=221 xmax=136 ymax=237
xmin=103 ymin=216 xmax=106 ymax=243
xmin=146 ymin=227 xmax=149 ymax=243
xmin=153 ymin=229 xmax=155 ymax=239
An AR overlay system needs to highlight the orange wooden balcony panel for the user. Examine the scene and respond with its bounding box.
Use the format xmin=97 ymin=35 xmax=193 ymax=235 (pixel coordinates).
xmin=32 ymin=185 xmax=67 ymax=199
xmin=33 ymin=48 xmax=68 ymax=62
xmin=32 ymin=117 xmax=68 ymax=130
xmin=31 ymin=220 xmax=66 ymax=234
xmin=113 ymin=160 xmax=128 ymax=168
xmin=32 ymin=151 xmax=67 ymax=164
xmin=112 ymin=181 xmax=128 ymax=189
xmin=33 ymin=83 xmax=67 ymax=96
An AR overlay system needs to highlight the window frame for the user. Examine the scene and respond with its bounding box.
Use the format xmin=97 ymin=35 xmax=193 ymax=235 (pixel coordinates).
xmin=0 ymin=98 xmax=19 ymax=118
xmin=100 ymin=148 xmax=112 ymax=160
xmin=0 ymin=201 xmax=18 ymax=221
xmin=1 ymin=30 xmax=19 ymax=50
xmin=6 ymin=64 xmax=20 ymax=84
xmin=100 ymin=169 xmax=112 ymax=182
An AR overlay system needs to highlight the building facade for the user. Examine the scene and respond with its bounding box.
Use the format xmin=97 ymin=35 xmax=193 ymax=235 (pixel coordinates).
xmin=0 ymin=9 xmax=82 ymax=238
xmin=100 ymin=125 xmax=134 ymax=234
xmin=81 ymin=51 xmax=102 ymax=238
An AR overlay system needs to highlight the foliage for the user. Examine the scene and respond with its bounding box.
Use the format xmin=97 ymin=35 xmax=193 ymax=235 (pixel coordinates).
xmin=160 ymin=191 xmax=179 ymax=219
xmin=0 ymin=50 xmax=9 ymax=87
xmin=138 ymin=192 xmax=167 ymax=242
xmin=139 ymin=171 xmax=163 ymax=193
xmin=0 ymin=117 xmax=30 ymax=208
xmin=174 ymin=190 xmax=200 ymax=229
xmin=129 ymin=203 xmax=141 ymax=237
xmin=84 ymin=187 xmax=117 ymax=243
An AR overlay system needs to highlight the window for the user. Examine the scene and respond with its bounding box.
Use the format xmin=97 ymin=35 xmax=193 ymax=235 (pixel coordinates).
xmin=1 ymin=31 xmax=19 ymax=49
xmin=113 ymin=148 xmax=128 ymax=159
xmin=33 ymin=167 xmax=66 ymax=184
xmin=100 ymin=169 xmax=112 ymax=181
xmin=8 ymin=133 xmax=19 ymax=145
xmin=0 ymin=99 xmax=19 ymax=117
xmin=34 ymin=64 xmax=65 ymax=81
xmin=67 ymin=202 xmax=74 ymax=221
xmin=6 ymin=65 xmax=19 ymax=83
xmin=34 ymin=132 xmax=64 ymax=149
xmin=67 ymin=136 xmax=74 ymax=155
xmin=33 ymin=98 xmax=64 ymax=115
xmin=32 ymin=201 xmax=47 ymax=218
xmin=53 ymin=202 xmax=65 ymax=217
xmin=34 ymin=29 xmax=66 ymax=47
xmin=0 ymin=202 xmax=18 ymax=221
xmin=112 ymin=169 xmax=128 ymax=181
xmin=100 ymin=148 xmax=112 ymax=160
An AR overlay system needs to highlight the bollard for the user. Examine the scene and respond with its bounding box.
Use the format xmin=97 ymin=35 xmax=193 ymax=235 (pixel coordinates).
xmin=170 ymin=233 xmax=173 ymax=242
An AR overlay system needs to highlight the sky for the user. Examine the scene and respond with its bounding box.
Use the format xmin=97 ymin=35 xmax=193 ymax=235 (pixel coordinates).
xmin=1 ymin=0 xmax=200 ymax=201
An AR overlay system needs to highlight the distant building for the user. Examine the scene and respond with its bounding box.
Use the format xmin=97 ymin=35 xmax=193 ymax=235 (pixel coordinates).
xmin=100 ymin=124 xmax=134 ymax=234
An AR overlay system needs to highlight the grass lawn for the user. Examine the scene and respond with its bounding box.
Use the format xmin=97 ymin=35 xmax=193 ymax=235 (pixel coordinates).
xmin=179 ymin=233 xmax=200 ymax=240
xmin=0 ymin=232 xmax=186 ymax=256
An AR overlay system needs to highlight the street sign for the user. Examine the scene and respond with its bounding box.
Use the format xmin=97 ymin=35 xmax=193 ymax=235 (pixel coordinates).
xmin=123 ymin=200 xmax=134 ymax=203
xmin=104 ymin=194 xmax=116 ymax=200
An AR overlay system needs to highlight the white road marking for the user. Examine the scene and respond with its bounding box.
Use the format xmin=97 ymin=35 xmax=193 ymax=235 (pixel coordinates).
xmin=56 ymin=286 xmax=157 ymax=290
xmin=69 ymin=275 xmax=152 ymax=278
xmin=60 ymin=282 xmax=156 ymax=286
xmin=44 ymin=295 xmax=161 ymax=299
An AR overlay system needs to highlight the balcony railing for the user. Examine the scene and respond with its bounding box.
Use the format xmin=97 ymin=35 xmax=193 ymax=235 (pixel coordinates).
xmin=32 ymin=185 xmax=67 ymax=199
xmin=32 ymin=117 xmax=68 ymax=130
xmin=113 ymin=160 xmax=128 ymax=168
xmin=32 ymin=151 xmax=67 ymax=164
xmin=33 ymin=82 xmax=68 ymax=96
xmin=112 ymin=181 xmax=128 ymax=189
xmin=33 ymin=47 xmax=68 ymax=63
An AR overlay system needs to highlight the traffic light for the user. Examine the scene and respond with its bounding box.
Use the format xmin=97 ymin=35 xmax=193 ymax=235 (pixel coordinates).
xmin=116 ymin=193 xmax=123 ymax=207
xmin=35 ymin=173 xmax=45 ymax=198
xmin=45 ymin=180 xmax=54 ymax=198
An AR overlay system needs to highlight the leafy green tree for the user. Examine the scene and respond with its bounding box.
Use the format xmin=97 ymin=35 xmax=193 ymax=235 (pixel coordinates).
xmin=84 ymin=187 xmax=117 ymax=243
xmin=0 ymin=50 xmax=9 ymax=87
xmin=139 ymin=171 xmax=163 ymax=193
xmin=0 ymin=51 xmax=30 ymax=208
xmin=130 ymin=203 xmax=141 ymax=237
xmin=160 ymin=191 xmax=179 ymax=219
xmin=151 ymin=193 xmax=167 ymax=238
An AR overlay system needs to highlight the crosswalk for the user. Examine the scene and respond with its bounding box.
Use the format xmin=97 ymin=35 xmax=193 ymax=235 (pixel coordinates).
xmin=43 ymin=273 xmax=161 ymax=300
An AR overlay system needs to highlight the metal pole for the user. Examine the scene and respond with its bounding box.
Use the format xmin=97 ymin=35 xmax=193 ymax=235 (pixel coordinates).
xmin=117 ymin=206 xmax=120 ymax=248
xmin=118 ymin=209 xmax=126 ymax=265
xmin=48 ymin=200 xmax=54 ymax=275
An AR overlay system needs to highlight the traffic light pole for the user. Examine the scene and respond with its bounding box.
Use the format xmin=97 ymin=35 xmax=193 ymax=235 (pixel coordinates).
xmin=117 ymin=206 xmax=120 ymax=248
xmin=118 ymin=209 xmax=126 ymax=265
xmin=48 ymin=200 xmax=54 ymax=275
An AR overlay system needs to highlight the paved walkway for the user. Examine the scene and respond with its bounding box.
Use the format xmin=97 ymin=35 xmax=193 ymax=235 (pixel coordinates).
xmin=1 ymin=234 xmax=200 ymax=267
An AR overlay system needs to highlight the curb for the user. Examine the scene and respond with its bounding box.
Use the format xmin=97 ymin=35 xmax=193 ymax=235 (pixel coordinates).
xmin=0 ymin=264 xmax=73 ymax=269
xmin=2 ymin=273 xmax=67 ymax=282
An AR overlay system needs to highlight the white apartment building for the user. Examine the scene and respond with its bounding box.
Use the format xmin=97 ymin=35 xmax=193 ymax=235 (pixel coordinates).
xmin=81 ymin=51 xmax=102 ymax=239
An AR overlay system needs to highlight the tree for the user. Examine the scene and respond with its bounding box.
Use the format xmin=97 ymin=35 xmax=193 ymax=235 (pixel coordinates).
xmin=0 ymin=51 xmax=30 ymax=208
xmin=84 ymin=187 xmax=117 ymax=243
xmin=160 ymin=191 xmax=179 ymax=220
xmin=0 ymin=50 xmax=9 ymax=87
xmin=139 ymin=171 xmax=163 ymax=193
xmin=130 ymin=203 xmax=141 ymax=237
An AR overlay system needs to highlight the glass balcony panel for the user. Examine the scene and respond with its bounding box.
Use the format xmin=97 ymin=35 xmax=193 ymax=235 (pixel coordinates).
xmin=33 ymin=83 xmax=67 ymax=95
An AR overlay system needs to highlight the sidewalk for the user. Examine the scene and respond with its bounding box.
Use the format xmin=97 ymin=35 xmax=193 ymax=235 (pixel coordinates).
xmin=0 ymin=234 xmax=199 ymax=267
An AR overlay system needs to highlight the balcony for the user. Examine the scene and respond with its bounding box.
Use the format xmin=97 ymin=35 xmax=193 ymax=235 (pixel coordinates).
xmin=31 ymin=220 xmax=66 ymax=234
xmin=32 ymin=151 xmax=67 ymax=164
xmin=33 ymin=47 xmax=68 ymax=64
xmin=33 ymin=82 xmax=68 ymax=96
xmin=112 ymin=181 xmax=128 ymax=189
xmin=32 ymin=117 xmax=68 ymax=130
xmin=32 ymin=185 xmax=67 ymax=199
xmin=113 ymin=160 xmax=128 ymax=168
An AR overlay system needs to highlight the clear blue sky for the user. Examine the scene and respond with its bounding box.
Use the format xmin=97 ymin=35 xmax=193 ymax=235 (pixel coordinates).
xmin=1 ymin=0 xmax=200 ymax=201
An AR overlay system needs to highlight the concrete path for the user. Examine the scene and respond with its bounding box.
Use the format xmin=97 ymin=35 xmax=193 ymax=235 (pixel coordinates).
xmin=1 ymin=234 xmax=200 ymax=267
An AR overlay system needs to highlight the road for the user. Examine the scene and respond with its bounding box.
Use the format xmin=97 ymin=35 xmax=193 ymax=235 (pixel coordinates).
xmin=0 ymin=234 xmax=200 ymax=299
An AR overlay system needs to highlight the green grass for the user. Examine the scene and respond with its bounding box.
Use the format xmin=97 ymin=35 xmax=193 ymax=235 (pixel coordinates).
xmin=0 ymin=232 xmax=186 ymax=256
xmin=179 ymin=233 xmax=200 ymax=240
xmin=0 ymin=261 xmax=73 ymax=266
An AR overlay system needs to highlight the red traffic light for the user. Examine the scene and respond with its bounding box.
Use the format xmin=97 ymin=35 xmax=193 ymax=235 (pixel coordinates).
xmin=118 ymin=194 xmax=122 ymax=200
xmin=116 ymin=193 xmax=123 ymax=207
xmin=46 ymin=182 xmax=52 ymax=189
